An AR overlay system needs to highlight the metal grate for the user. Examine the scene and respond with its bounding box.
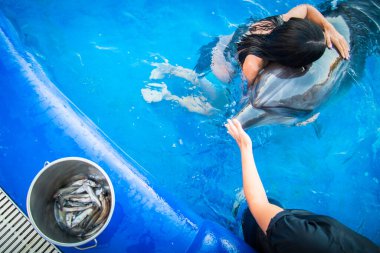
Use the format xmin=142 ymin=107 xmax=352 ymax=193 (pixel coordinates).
xmin=0 ymin=188 xmax=61 ymax=253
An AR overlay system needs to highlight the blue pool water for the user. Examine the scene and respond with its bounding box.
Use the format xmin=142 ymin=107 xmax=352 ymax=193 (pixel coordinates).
xmin=1 ymin=0 xmax=379 ymax=244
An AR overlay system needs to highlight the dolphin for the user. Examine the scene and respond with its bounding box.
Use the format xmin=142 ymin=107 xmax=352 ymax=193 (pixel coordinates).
xmin=234 ymin=0 xmax=380 ymax=129
xmin=235 ymin=16 xmax=350 ymax=129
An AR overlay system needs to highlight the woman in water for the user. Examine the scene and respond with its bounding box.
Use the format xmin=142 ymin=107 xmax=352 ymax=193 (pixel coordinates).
xmin=225 ymin=4 xmax=350 ymax=86
xmin=225 ymin=119 xmax=379 ymax=253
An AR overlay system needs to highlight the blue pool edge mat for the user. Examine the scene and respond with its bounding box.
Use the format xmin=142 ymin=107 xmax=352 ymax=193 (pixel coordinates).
xmin=0 ymin=11 xmax=254 ymax=253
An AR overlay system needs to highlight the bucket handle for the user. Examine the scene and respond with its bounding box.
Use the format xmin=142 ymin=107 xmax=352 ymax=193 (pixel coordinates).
xmin=44 ymin=161 xmax=50 ymax=167
xmin=74 ymin=239 xmax=97 ymax=250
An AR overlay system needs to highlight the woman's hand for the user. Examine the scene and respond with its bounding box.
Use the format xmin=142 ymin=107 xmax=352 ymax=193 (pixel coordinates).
xmin=324 ymin=22 xmax=350 ymax=60
xmin=225 ymin=119 xmax=252 ymax=150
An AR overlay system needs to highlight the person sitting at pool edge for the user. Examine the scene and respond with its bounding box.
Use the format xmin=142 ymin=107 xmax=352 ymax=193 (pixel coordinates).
xmin=225 ymin=119 xmax=379 ymax=253
xmin=232 ymin=4 xmax=350 ymax=87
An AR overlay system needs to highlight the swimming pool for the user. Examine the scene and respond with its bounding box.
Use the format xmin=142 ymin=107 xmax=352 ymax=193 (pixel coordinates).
xmin=1 ymin=0 xmax=379 ymax=245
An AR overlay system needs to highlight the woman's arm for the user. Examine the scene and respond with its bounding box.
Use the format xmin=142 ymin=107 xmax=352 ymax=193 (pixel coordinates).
xmin=282 ymin=4 xmax=350 ymax=59
xmin=226 ymin=119 xmax=283 ymax=234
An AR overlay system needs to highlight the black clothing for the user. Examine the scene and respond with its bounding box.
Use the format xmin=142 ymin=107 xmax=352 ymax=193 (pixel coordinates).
xmin=242 ymin=208 xmax=379 ymax=253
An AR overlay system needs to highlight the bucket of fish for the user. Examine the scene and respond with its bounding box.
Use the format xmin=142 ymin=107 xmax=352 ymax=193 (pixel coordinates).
xmin=27 ymin=157 xmax=115 ymax=249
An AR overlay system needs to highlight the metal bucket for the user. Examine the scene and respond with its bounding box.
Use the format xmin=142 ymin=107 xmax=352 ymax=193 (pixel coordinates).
xmin=27 ymin=157 xmax=115 ymax=250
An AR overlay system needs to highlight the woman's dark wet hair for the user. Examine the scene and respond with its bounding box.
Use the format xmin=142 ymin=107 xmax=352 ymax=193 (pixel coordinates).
xmin=237 ymin=18 xmax=326 ymax=68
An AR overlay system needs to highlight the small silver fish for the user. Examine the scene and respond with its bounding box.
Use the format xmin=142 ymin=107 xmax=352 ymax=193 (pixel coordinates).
xmin=83 ymin=185 xmax=101 ymax=207
xmin=71 ymin=208 xmax=94 ymax=228
xmin=54 ymin=186 xmax=80 ymax=198
xmin=84 ymin=206 xmax=102 ymax=230
xmin=67 ymin=196 xmax=93 ymax=203
xmin=62 ymin=193 xmax=90 ymax=200
xmin=65 ymin=212 xmax=74 ymax=228
xmin=64 ymin=200 xmax=90 ymax=207
xmin=62 ymin=204 xmax=93 ymax=213
xmin=71 ymin=185 xmax=88 ymax=194
xmin=78 ymin=208 xmax=99 ymax=231
xmin=69 ymin=179 xmax=88 ymax=187
xmin=54 ymin=203 xmax=66 ymax=230
xmin=95 ymin=188 xmax=103 ymax=196
xmin=93 ymin=194 xmax=110 ymax=228
xmin=71 ymin=179 xmax=97 ymax=187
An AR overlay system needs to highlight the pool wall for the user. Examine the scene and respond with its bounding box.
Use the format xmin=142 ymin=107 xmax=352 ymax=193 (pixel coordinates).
xmin=0 ymin=11 xmax=254 ymax=253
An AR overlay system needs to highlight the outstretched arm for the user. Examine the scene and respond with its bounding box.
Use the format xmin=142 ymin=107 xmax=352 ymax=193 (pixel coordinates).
xmin=282 ymin=4 xmax=350 ymax=59
xmin=225 ymin=119 xmax=283 ymax=234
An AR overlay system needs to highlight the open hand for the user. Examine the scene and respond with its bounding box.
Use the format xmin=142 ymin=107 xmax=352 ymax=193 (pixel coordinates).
xmin=225 ymin=119 xmax=252 ymax=150
xmin=324 ymin=23 xmax=350 ymax=60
